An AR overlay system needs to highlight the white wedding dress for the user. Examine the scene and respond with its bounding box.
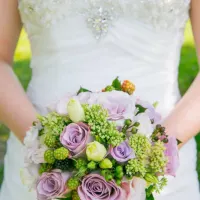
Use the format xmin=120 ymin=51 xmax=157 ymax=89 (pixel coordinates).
xmin=0 ymin=0 xmax=200 ymax=199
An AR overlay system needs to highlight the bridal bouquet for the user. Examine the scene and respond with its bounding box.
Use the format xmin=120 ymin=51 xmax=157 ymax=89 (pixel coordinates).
xmin=21 ymin=78 xmax=179 ymax=200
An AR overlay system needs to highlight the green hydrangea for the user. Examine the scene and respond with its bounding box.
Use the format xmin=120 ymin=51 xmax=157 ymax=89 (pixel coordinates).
xmin=75 ymin=158 xmax=87 ymax=170
xmin=38 ymin=112 xmax=71 ymax=136
xmin=44 ymin=150 xmax=55 ymax=164
xmin=148 ymin=141 xmax=168 ymax=174
xmin=44 ymin=134 xmax=57 ymax=148
xmin=54 ymin=147 xmax=69 ymax=160
xmin=125 ymin=158 xmax=147 ymax=178
xmin=129 ymin=134 xmax=151 ymax=159
xmin=83 ymin=104 xmax=124 ymax=146
xmin=67 ymin=177 xmax=80 ymax=190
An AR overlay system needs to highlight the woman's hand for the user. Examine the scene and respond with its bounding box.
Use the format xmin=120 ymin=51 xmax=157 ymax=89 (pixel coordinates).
xmin=162 ymin=0 xmax=200 ymax=147
xmin=0 ymin=1 xmax=37 ymax=142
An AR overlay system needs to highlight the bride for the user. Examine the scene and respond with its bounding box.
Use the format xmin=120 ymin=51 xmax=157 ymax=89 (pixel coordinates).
xmin=0 ymin=0 xmax=200 ymax=199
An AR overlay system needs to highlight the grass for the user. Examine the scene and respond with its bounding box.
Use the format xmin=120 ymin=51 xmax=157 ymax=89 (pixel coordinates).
xmin=0 ymin=22 xmax=199 ymax=186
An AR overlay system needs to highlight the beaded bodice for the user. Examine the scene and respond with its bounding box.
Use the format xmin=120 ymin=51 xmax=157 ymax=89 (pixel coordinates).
xmin=19 ymin=0 xmax=190 ymax=39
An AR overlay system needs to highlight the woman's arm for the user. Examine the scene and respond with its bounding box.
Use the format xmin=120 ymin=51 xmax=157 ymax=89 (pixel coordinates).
xmin=163 ymin=0 xmax=200 ymax=145
xmin=0 ymin=1 xmax=37 ymax=142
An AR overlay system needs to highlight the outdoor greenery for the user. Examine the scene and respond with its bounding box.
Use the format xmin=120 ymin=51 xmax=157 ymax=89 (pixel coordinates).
xmin=0 ymin=22 xmax=199 ymax=186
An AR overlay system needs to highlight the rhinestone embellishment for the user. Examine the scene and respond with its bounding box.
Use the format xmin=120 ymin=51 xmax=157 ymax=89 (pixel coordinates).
xmin=86 ymin=6 xmax=118 ymax=39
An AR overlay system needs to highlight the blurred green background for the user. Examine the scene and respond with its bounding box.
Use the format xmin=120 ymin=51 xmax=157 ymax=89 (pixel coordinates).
xmin=0 ymin=22 xmax=199 ymax=186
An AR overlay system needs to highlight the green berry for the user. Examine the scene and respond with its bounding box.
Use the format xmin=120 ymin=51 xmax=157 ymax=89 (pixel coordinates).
xmin=125 ymin=119 xmax=132 ymax=126
xmin=44 ymin=134 xmax=57 ymax=148
xmin=115 ymin=166 xmax=123 ymax=174
xmin=67 ymin=177 xmax=80 ymax=190
xmin=39 ymin=163 xmax=53 ymax=174
xmin=72 ymin=190 xmax=80 ymax=200
xmin=54 ymin=147 xmax=69 ymax=160
xmin=133 ymin=122 xmax=140 ymax=127
xmin=105 ymin=85 xmax=115 ymax=92
xmin=87 ymin=161 xmax=97 ymax=170
xmin=99 ymin=158 xmax=113 ymax=169
xmin=116 ymin=179 xmax=122 ymax=186
xmin=75 ymin=158 xmax=87 ymax=170
xmin=44 ymin=149 xmax=55 ymax=164
xmin=105 ymin=174 xmax=113 ymax=181
xmin=54 ymin=159 xmax=73 ymax=171
xmin=115 ymin=171 xmax=124 ymax=179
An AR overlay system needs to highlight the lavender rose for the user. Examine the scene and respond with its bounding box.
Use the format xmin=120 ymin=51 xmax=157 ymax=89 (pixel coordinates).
xmin=136 ymin=99 xmax=161 ymax=124
xmin=164 ymin=137 xmax=179 ymax=176
xmin=36 ymin=171 xmax=70 ymax=200
xmin=60 ymin=122 xmax=91 ymax=156
xmin=97 ymin=91 xmax=135 ymax=120
xmin=110 ymin=141 xmax=135 ymax=163
xmin=78 ymin=174 xmax=126 ymax=200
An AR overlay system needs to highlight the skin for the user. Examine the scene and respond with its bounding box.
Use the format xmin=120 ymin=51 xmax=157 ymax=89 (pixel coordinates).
xmin=0 ymin=0 xmax=199 ymax=144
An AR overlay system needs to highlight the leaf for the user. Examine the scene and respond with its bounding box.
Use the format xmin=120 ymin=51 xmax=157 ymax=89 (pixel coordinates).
xmin=77 ymin=87 xmax=91 ymax=95
xmin=146 ymin=193 xmax=155 ymax=200
xmin=135 ymin=104 xmax=147 ymax=115
xmin=111 ymin=77 xmax=122 ymax=91
xmin=177 ymin=139 xmax=182 ymax=145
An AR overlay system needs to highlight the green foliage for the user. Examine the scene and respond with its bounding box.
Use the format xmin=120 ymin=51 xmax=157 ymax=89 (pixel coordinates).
xmin=112 ymin=77 xmax=122 ymax=91
xmin=77 ymin=87 xmax=91 ymax=95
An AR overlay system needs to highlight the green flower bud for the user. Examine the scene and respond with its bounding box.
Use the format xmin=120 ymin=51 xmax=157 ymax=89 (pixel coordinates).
xmin=67 ymin=99 xmax=85 ymax=123
xmin=44 ymin=134 xmax=57 ymax=148
xmin=67 ymin=177 xmax=80 ymax=190
xmin=144 ymin=173 xmax=158 ymax=184
xmin=54 ymin=147 xmax=69 ymax=160
xmin=44 ymin=149 xmax=55 ymax=164
xmin=86 ymin=141 xmax=107 ymax=162
xmin=75 ymin=158 xmax=87 ymax=170
xmin=99 ymin=158 xmax=113 ymax=169
xmin=87 ymin=161 xmax=97 ymax=170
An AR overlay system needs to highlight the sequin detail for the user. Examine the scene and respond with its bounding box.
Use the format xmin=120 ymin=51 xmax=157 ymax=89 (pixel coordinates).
xmin=18 ymin=0 xmax=191 ymax=37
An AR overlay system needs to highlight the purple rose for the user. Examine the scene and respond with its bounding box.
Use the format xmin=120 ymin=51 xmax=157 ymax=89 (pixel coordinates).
xmin=60 ymin=122 xmax=91 ymax=156
xmin=78 ymin=174 xmax=126 ymax=200
xmin=136 ymin=99 xmax=161 ymax=124
xmin=164 ymin=137 xmax=179 ymax=176
xmin=110 ymin=141 xmax=135 ymax=163
xmin=77 ymin=92 xmax=98 ymax=104
xmin=36 ymin=171 xmax=70 ymax=200
xmin=97 ymin=91 xmax=135 ymax=120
